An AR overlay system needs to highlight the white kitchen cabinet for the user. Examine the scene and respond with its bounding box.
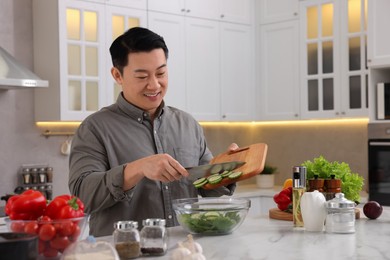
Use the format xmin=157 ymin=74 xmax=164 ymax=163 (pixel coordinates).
xmin=148 ymin=0 xmax=253 ymax=25
xmin=259 ymin=0 xmax=299 ymax=24
xmin=299 ymin=0 xmax=368 ymax=119
xmin=77 ymin=0 xmax=147 ymax=10
xmin=258 ymin=20 xmax=300 ymax=120
xmin=32 ymin=0 xmax=146 ymax=121
xmin=367 ymin=0 xmax=390 ymax=68
xmin=149 ymin=12 xmax=255 ymax=121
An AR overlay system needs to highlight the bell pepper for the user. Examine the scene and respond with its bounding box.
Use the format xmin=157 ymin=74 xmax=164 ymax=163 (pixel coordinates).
xmin=273 ymin=187 xmax=293 ymax=212
xmin=5 ymin=190 xmax=47 ymax=220
xmin=45 ymin=195 xmax=85 ymax=219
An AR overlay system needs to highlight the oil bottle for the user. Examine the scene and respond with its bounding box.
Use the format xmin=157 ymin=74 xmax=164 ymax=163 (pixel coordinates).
xmin=292 ymin=166 xmax=306 ymax=227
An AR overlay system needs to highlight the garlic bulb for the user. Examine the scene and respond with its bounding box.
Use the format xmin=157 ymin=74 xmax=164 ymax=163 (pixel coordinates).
xmin=170 ymin=235 xmax=206 ymax=260
xmin=170 ymin=247 xmax=192 ymax=260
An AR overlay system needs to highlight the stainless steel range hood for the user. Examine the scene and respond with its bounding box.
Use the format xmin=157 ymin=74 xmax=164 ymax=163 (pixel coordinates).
xmin=0 ymin=46 xmax=48 ymax=89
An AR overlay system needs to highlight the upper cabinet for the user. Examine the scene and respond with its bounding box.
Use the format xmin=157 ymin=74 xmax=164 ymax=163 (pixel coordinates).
xmin=32 ymin=0 xmax=146 ymax=121
xmin=367 ymin=0 xmax=390 ymax=68
xmin=148 ymin=1 xmax=255 ymax=121
xmin=299 ymin=0 xmax=368 ymax=119
xmin=367 ymin=0 xmax=390 ymax=122
xmin=148 ymin=0 xmax=253 ymax=25
xmin=256 ymin=0 xmax=300 ymax=120
xmin=259 ymin=0 xmax=299 ymax=24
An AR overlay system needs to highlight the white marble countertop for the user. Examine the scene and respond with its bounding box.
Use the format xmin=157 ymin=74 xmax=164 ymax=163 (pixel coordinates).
xmin=96 ymin=205 xmax=390 ymax=260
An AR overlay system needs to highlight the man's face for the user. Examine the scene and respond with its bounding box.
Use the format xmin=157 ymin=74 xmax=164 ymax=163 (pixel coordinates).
xmin=112 ymin=48 xmax=168 ymax=116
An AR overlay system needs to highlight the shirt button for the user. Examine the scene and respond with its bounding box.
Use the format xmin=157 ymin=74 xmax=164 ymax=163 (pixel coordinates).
xmin=137 ymin=118 xmax=141 ymax=122
xmin=154 ymin=130 xmax=157 ymax=134
xmin=168 ymin=215 xmax=172 ymax=219
xmin=165 ymin=185 xmax=169 ymax=190
xmin=143 ymin=113 xmax=148 ymax=117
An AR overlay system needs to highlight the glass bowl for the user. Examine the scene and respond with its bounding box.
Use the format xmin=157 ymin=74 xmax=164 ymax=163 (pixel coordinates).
xmin=172 ymin=197 xmax=250 ymax=235
xmin=4 ymin=214 xmax=89 ymax=259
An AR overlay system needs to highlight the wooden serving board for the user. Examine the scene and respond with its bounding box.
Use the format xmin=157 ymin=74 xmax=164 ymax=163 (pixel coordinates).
xmin=202 ymin=143 xmax=268 ymax=189
xmin=268 ymin=208 xmax=361 ymax=221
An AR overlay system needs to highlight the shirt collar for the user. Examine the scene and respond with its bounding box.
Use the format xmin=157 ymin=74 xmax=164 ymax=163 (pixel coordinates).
xmin=116 ymin=92 xmax=165 ymax=123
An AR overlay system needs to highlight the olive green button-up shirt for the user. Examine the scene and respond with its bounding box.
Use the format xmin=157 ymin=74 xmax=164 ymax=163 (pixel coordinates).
xmin=69 ymin=94 xmax=216 ymax=237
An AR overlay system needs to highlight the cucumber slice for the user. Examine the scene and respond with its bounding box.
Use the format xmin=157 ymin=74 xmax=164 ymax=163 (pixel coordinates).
xmin=228 ymin=171 xmax=243 ymax=179
xmin=193 ymin=177 xmax=207 ymax=188
xmin=207 ymin=174 xmax=222 ymax=184
xmin=220 ymin=170 xmax=231 ymax=178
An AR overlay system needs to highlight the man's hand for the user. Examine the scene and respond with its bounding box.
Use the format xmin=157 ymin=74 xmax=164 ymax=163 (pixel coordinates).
xmin=123 ymin=154 xmax=188 ymax=190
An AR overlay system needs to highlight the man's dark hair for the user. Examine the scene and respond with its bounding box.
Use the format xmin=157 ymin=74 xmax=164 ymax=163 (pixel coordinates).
xmin=109 ymin=27 xmax=169 ymax=74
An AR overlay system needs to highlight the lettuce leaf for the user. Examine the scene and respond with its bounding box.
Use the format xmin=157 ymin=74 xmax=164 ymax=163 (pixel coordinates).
xmin=302 ymin=156 xmax=364 ymax=203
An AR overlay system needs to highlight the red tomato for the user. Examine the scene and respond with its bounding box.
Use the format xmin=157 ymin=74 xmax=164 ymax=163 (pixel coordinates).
xmin=39 ymin=224 xmax=56 ymax=241
xmin=38 ymin=240 xmax=47 ymax=254
xmin=50 ymin=236 xmax=71 ymax=250
xmin=24 ymin=221 xmax=39 ymax=235
xmin=43 ymin=247 xmax=58 ymax=258
xmin=54 ymin=220 xmax=75 ymax=236
xmin=69 ymin=224 xmax=81 ymax=241
xmin=10 ymin=222 xmax=25 ymax=232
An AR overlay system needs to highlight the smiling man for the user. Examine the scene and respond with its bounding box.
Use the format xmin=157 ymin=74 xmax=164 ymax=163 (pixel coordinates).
xmin=68 ymin=27 xmax=237 ymax=237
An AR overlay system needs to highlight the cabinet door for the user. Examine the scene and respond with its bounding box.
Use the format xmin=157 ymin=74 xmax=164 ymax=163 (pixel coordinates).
xmin=108 ymin=0 xmax=147 ymax=9
xmin=105 ymin=6 xmax=147 ymax=104
xmin=259 ymin=21 xmax=300 ymax=120
xmin=148 ymin=12 xmax=187 ymax=111
xmin=147 ymin=0 xmax=185 ymax=15
xmin=185 ymin=0 xmax=219 ymax=20
xmin=219 ymin=0 xmax=253 ymax=25
xmin=340 ymin=0 xmax=368 ymax=116
xmin=300 ymin=0 xmax=341 ymax=119
xmin=60 ymin=1 xmax=107 ymax=120
xmin=185 ymin=18 xmax=220 ymax=121
xmin=220 ymin=23 xmax=254 ymax=121
xmin=259 ymin=0 xmax=299 ymax=24
xmin=367 ymin=0 xmax=390 ymax=67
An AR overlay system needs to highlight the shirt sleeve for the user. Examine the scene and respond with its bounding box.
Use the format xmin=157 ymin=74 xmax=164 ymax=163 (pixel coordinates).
xmin=68 ymin=121 xmax=132 ymax=214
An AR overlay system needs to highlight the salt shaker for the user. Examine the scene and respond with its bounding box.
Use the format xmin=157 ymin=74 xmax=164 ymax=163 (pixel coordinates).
xmin=140 ymin=218 xmax=167 ymax=256
xmin=113 ymin=221 xmax=140 ymax=259
xmin=325 ymin=193 xmax=356 ymax=233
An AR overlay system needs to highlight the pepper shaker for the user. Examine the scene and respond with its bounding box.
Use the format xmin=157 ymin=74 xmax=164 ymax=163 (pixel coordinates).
xmin=140 ymin=218 xmax=167 ymax=256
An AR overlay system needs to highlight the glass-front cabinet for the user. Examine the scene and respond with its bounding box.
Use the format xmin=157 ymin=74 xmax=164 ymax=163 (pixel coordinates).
xmin=300 ymin=0 xmax=368 ymax=119
xmin=33 ymin=0 xmax=146 ymax=121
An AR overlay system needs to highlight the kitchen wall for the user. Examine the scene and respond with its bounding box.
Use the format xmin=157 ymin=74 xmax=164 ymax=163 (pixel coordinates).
xmin=0 ymin=0 xmax=369 ymax=208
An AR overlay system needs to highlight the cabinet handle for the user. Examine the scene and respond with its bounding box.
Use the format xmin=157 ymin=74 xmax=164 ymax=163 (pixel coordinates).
xmin=222 ymin=115 xmax=226 ymax=119
xmin=220 ymin=14 xmax=225 ymax=18
xmin=335 ymin=112 xmax=339 ymax=116
xmin=294 ymin=114 xmax=299 ymax=117
xmin=341 ymin=111 xmax=346 ymax=115
xmin=186 ymin=9 xmax=190 ymax=13
xmin=294 ymin=12 xmax=298 ymax=16
xmin=367 ymin=59 xmax=372 ymax=63
xmin=181 ymin=8 xmax=186 ymax=12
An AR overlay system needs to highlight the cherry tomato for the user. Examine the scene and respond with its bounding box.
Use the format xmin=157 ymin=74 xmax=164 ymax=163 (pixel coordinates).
xmin=50 ymin=236 xmax=71 ymax=250
xmin=38 ymin=240 xmax=47 ymax=254
xmin=39 ymin=224 xmax=56 ymax=241
xmin=55 ymin=220 xmax=75 ymax=236
xmin=69 ymin=224 xmax=81 ymax=241
xmin=10 ymin=221 xmax=25 ymax=232
xmin=43 ymin=247 xmax=58 ymax=258
xmin=24 ymin=221 xmax=39 ymax=235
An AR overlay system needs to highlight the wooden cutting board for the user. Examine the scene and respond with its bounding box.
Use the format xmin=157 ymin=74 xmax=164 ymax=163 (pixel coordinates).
xmin=269 ymin=208 xmax=361 ymax=221
xmin=202 ymin=143 xmax=268 ymax=189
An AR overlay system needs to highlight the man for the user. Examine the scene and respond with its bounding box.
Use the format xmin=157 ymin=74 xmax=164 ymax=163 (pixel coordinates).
xmin=69 ymin=27 xmax=237 ymax=237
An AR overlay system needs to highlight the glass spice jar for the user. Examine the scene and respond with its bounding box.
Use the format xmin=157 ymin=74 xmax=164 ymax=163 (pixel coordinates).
xmin=140 ymin=218 xmax=167 ymax=256
xmin=113 ymin=221 xmax=141 ymax=259
xmin=325 ymin=193 xmax=356 ymax=234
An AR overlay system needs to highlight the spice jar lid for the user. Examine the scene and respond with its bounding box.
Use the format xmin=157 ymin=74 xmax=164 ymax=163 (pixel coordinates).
xmin=142 ymin=218 xmax=166 ymax=227
xmin=326 ymin=193 xmax=355 ymax=209
xmin=114 ymin=221 xmax=138 ymax=230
